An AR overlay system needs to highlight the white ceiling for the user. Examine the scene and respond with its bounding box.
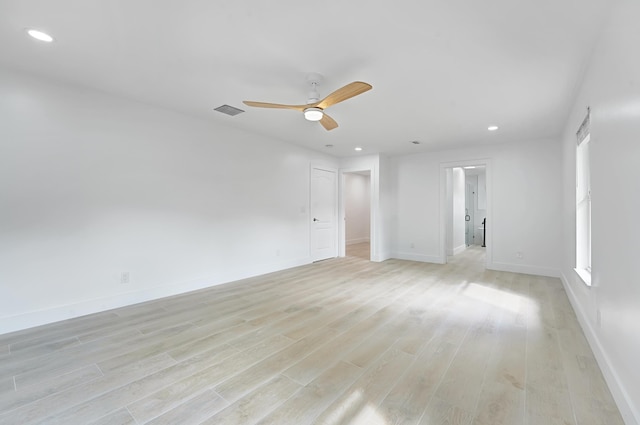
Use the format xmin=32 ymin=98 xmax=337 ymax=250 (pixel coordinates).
xmin=0 ymin=0 xmax=612 ymax=157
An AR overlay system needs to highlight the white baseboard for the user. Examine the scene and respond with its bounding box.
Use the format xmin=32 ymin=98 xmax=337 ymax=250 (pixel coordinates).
xmin=488 ymin=261 xmax=560 ymax=278
xmin=391 ymin=251 xmax=445 ymax=264
xmin=560 ymin=272 xmax=640 ymax=425
xmin=371 ymin=250 xmax=388 ymax=262
xmin=347 ymin=237 xmax=370 ymax=246
xmin=0 ymin=256 xmax=311 ymax=335
xmin=453 ymin=244 xmax=466 ymax=256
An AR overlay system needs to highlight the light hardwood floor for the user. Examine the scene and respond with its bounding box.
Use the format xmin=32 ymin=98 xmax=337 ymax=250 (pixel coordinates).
xmin=346 ymin=242 xmax=370 ymax=261
xmin=0 ymin=244 xmax=624 ymax=424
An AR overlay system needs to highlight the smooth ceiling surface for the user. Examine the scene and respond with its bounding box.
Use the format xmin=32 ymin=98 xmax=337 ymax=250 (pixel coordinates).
xmin=0 ymin=0 xmax=613 ymax=157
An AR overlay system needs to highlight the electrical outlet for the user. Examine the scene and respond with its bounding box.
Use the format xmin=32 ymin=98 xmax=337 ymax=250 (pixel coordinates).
xmin=516 ymin=251 xmax=523 ymax=259
xmin=120 ymin=272 xmax=130 ymax=284
xmin=275 ymin=249 xmax=281 ymax=257
xmin=410 ymin=242 xmax=415 ymax=249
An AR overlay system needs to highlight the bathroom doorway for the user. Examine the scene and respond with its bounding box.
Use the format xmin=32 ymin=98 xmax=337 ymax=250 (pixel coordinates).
xmin=463 ymin=166 xmax=487 ymax=248
xmin=440 ymin=159 xmax=492 ymax=268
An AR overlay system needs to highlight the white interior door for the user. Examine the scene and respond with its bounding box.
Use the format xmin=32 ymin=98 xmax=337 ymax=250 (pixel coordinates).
xmin=310 ymin=167 xmax=337 ymax=262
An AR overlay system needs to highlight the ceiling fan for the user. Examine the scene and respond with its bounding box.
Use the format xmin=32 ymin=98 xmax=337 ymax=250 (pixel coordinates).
xmin=243 ymin=74 xmax=372 ymax=131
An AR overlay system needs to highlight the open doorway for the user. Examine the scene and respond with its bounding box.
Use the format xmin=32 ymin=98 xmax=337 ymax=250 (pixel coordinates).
xmin=440 ymin=160 xmax=492 ymax=268
xmin=343 ymin=170 xmax=371 ymax=260
xmin=463 ymin=166 xmax=487 ymax=248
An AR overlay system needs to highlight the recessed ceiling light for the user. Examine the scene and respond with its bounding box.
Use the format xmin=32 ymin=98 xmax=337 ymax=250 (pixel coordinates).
xmin=27 ymin=29 xmax=54 ymax=43
xmin=488 ymin=125 xmax=499 ymax=131
xmin=354 ymin=147 xmax=363 ymax=151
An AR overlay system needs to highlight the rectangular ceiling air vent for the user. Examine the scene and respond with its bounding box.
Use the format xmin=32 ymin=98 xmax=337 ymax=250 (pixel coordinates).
xmin=214 ymin=104 xmax=245 ymax=116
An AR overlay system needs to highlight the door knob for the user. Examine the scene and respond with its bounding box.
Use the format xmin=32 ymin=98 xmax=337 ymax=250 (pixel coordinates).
xmin=313 ymin=218 xmax=319 ymax=222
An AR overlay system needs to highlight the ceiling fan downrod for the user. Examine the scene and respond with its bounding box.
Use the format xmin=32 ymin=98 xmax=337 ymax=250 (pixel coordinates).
xmin=307 ymin=82 xmax=320 ymax=104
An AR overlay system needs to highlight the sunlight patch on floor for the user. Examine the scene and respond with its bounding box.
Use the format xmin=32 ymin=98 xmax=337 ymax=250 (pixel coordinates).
xmin=319 ymin=388 xmax=392 ymax=425
xmin=463 ymin=282 xmax=527 ymax=314
xmin=349 ymin=403 xmax=391 ymax=424
xmin=320 ymin=389 xmax=364 ymax=425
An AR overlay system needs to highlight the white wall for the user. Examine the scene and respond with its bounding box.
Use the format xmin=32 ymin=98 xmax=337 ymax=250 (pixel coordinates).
xmin=452 ymin=168 xmax=466 ymax=255
xmin=445 ymin=169 xmax=453 ymax=254
xmin=0 ymin=69 xmax=337 ymax=334
xmin=560 ymin=0 xmax=640 ymax=422
xmin=391 ymin=138 xmax=562 ymax=276
xmin=344 ymin=173 xmax=370 ymax=245
xmin=477 ymin=172 xmax=487 ymax=210
xmin=472 ymin=172 xmax=487 ymax=244
xmin=377 ymin=155 xmax=394 ymax=262
xmin=445 ymin=168 xmax=466 ymax=255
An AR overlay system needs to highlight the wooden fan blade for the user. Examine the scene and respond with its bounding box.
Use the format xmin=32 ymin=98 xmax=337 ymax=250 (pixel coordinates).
xmin=242 ymin=101 xmax=307 ymax=111
xmin=317 ymin=81 xmax=372 ymax=110
xmin=319 ymin=113 xmax=338 ymax=131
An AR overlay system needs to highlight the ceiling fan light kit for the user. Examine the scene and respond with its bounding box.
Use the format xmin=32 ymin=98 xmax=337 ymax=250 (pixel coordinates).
xmin=243 ymin=75 xmax=372 ymax=131
xmin=303 ymin=107 xmax=324 ymax=121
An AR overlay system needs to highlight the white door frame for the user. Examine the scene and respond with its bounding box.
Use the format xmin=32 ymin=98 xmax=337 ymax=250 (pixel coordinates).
xmin=310 ymin=164 xmax=339 ymax=261
xmin=339 ymin=168 xmax=374 ymax=260
xmin=439 ymin=158 xmax=493 ymax=268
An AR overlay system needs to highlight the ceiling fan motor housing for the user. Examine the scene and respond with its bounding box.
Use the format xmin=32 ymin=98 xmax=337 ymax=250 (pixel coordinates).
xmin=307 ymin=85 xmax=320 ymax=104
xmin=306 ymin=73 xmax=323 ymax=104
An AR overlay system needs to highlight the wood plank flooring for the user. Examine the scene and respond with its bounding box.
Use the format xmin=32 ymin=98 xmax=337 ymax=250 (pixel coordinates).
xmin=0 ymin=244 xmax=624 ymax=424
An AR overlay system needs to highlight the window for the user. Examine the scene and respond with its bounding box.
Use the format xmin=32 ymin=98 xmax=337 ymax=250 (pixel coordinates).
xmin=575 ymin=109 xmax=591 ymax=285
